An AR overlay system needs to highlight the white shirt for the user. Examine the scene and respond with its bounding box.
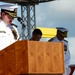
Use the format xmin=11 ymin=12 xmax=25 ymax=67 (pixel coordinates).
xmin=48 ymin=37 xmax=71 ymax=68
xmin=0 ymin=20 xmax=19 ymax=51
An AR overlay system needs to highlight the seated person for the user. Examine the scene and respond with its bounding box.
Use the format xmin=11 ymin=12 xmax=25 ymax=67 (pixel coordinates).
xmin=30 ymin=28 xmax=42 ymax=41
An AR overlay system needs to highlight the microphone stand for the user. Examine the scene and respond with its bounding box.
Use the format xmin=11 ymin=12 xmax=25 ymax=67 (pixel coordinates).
xmin=18 ymin=23 xmax=26 ymax=40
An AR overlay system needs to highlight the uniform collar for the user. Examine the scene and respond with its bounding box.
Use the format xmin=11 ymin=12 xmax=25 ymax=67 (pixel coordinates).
xmin=55 ymin=37 xmax=64 ymax=42
xmin=0 ymin=20 xmax=7 ymax=27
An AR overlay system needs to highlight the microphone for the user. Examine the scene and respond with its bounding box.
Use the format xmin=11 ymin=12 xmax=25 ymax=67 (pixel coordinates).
xmin=17 ymin=17 xmax=25 ymax=27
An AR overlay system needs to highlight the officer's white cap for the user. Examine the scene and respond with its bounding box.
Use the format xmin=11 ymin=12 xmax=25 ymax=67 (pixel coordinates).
xmin=56 ymin=27 xmax=68 ymax=32
xmin=0 ymin=3 xmax=18 ymax=18
xmin=0 ymin=3 xmax=18 ymax=11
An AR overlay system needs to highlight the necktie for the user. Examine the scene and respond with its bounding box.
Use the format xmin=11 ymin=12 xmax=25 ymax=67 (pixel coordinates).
xmin=7 ymin=25 xmax=18 ymax=40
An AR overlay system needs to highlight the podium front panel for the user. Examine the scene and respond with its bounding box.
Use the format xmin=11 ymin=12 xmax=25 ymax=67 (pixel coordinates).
xmin=0 ymin=40 xmax=64 ymax=75
xmin=28 ymin=41 xmax=64 ymax=74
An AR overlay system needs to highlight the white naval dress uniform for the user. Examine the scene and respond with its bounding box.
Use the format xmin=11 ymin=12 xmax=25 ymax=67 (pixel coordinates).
xmin=0 ymin=20 xmax=19 ymax=51
xmin=48 ymin=37 xmax=71 ymax=75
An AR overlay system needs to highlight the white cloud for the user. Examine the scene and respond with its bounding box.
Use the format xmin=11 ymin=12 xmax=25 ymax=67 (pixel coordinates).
xmin=48 ymin=0 xmax=75 ymax=19
xmin=38 ymin=0 xmax=75 ymax=21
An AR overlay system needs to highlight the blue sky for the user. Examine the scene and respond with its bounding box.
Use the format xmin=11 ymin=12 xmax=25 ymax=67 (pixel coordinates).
xmin=0 ymin=0 xmax=75 ymax=66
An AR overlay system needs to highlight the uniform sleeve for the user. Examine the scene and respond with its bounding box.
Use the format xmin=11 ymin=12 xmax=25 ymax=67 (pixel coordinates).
xmin=64 ymin=42 xmax=71 ymax=68
xmin=48 ymin=38 xmax=54 ymax=42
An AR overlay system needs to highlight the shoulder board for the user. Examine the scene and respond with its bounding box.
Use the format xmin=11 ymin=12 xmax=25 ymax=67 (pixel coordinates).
xmin=64 ymin=39 xmax=68 ymax=42
xmin=11 ymin=23 xmax=18 ymax=27
xmin=48 ymin=38 xmax=54 ymax=42
xmin=0 ymin=31 xmax=6 ymax=33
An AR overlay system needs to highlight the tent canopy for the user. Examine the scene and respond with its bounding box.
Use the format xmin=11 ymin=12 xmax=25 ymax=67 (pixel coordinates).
xmin=0 ymin=0 xmax=55 ymax=5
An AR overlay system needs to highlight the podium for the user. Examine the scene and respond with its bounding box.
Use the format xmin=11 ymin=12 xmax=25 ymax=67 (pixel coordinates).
xmin=0 ymin=40 xmax=64 ymax=75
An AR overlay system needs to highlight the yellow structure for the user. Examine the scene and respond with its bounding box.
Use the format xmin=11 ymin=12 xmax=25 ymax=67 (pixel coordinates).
xmin=37 ymin=27 xmax=57 ymax=38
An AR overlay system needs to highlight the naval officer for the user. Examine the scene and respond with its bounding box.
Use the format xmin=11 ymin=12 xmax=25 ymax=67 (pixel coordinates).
xmin=48 ymin=27 xmax=71 ymax=75
xmin=0 ymin=4 xmax=19 ymax=50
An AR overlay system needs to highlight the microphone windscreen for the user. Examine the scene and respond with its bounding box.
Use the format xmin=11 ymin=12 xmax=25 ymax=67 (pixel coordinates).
xmin=17 ymin=17 xmax=22 ymax=21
